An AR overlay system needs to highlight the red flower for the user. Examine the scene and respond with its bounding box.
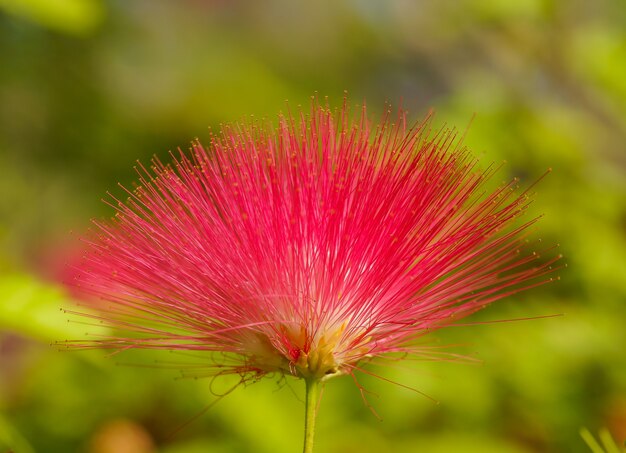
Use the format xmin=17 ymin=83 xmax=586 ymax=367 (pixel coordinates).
xmin=68 ymin=101 xmax=558 ymax=383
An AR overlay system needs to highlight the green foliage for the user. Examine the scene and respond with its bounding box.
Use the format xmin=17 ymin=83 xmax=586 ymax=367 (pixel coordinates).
xmin=0 ymin=274 xmax=95 ymax=340
xmin=0 ymin=0 xmax=625 ymax=452
xmin=0 ymin=0 xmax=103 ymax=35
xmin=580 ymin=428 xmax=625 ymax=453
xmin=0 ymin=412 xmax=35 ymax=453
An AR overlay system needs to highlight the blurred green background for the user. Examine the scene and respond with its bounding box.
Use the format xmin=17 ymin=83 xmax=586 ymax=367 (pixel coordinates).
xmin=1 ymin=1 xmax=625 ymax=452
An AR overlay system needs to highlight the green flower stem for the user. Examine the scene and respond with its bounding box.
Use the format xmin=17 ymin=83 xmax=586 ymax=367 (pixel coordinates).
xmin=303 ymin=378 xmax=321 ymax=453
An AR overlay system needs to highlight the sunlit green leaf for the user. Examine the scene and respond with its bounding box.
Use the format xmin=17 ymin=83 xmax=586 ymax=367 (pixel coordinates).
xmin=0 ymin=274 xmax=107 ymax=341
xmin=0 ymin=0 xmax=104 ymax=35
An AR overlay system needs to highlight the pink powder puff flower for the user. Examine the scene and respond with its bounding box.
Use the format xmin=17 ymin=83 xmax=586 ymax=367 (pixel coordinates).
xmin=65 ymin=100 xmax=559 ymax=451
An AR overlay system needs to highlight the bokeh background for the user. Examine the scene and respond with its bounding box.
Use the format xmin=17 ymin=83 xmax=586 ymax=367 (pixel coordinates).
xmin=1 ymin=1 xmax=625 ymax=452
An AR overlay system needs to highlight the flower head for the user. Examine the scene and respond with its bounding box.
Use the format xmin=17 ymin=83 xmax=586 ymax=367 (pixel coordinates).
xmin=69 ymin=100 xmax=558 ymax=384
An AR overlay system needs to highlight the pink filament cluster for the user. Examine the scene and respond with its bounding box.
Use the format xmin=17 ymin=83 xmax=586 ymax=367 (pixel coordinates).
xmin=69 ymin=101 xmax=558 ymax=380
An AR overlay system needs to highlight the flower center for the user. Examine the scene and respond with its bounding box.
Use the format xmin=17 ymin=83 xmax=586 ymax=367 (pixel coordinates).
xmin=293 ymin=326 xmax=344 ymax=380
xmin=244 ymin=322 xmax=350 ymax=380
